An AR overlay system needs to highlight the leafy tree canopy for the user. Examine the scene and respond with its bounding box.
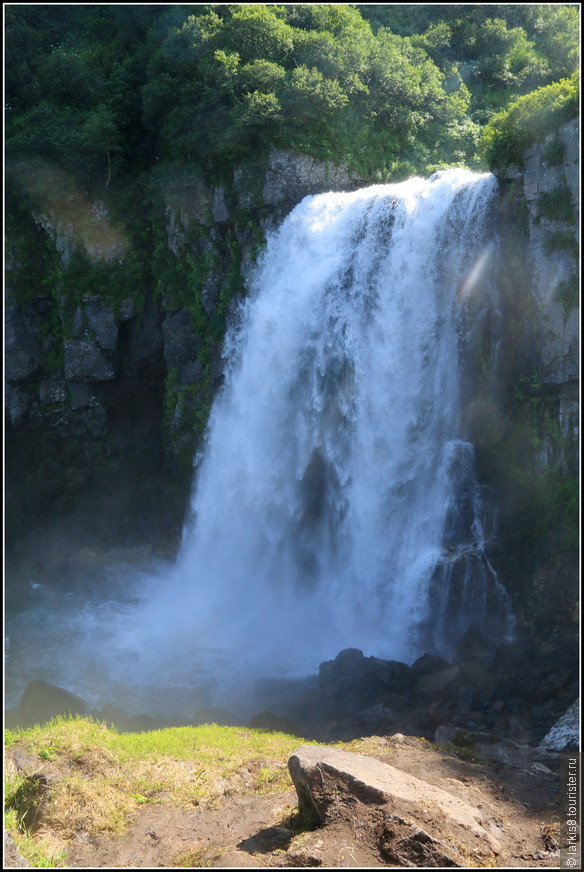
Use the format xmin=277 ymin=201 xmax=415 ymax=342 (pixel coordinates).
xmin=481 ymin=72 xmax=579 ymax=168
xmin=5 ymin=3 xmax=580 ymax=201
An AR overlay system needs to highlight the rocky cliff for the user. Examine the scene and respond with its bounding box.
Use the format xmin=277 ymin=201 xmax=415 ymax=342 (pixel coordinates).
xmin=485 ymin=118 xmax=579 ymax=636
xmin=5 ymin=149 xmax=363 ymax=555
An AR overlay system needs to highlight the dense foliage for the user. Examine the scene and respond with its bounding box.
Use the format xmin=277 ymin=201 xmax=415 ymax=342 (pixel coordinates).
xmin=6 ymin=3 xmax=580 ymax=197
xmin=481 ymin=72 xmax=579 ymax=167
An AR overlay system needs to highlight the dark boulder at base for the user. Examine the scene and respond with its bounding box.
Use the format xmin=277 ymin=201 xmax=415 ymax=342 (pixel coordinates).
xmin=318 ymin=648 xmax=411 ymax=711
xmin=410 ymin=652 xmax=451 ymax=675
xmin=249 ymin=710 xmax=300 ymax=735
xmin=10 ymin=680 xmax=88 ymax=729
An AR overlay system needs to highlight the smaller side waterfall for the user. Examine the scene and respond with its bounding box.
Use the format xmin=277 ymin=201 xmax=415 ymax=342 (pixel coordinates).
xmin=419 ymin=439 xmax=513 ymax=656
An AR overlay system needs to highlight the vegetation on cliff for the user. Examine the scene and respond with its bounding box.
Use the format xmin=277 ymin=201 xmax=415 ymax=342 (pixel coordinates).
xmin=6 ymin=4 xmax=579 ymax=193
xmin=5 ymin=3 xmax=579 ymax=369
xmin=4 ymin=12 xmax=579 ymax=861
xmin=482 ymin=72 xmax=579 ymax=168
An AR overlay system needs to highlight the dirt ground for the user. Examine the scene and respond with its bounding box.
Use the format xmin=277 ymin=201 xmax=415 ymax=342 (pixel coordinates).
xmin=60 ymin=733 xmax=562 ymax=869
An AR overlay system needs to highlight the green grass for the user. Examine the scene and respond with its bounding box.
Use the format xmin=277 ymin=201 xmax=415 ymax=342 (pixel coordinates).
xmin=4 ymin=715 xmax=315 ymax=866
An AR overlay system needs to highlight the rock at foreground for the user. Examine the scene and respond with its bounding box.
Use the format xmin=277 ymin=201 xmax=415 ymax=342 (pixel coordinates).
xmin=288 ymin=744 xmax=501 ymax=866
xmin=4 ymin=831 xmax=32 ymax=867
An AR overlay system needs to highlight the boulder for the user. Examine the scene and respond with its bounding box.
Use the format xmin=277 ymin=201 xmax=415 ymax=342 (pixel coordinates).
xmin=249 ymin=710 xmax=300 ymax=735
xmin=4 ymin=831 xmax=32 ymax=867
xmin=356 ymin=703 xmax=396 ymax=734
xmin=318 ymin=648 xmax=411 ymax=710
xmin=410 ymin=652 xmax=451 ymax=675
xmin=414 ymin=666 xmax=464 ymax=705
xmin=455 ymin=625 xmax=495 ymax=666
xmin=90 ymin=703 xmax=129 ymax=729
xmin=538 ymin=699 xmax=579 ymax=751
xmin=14 ymin=680 xmax=87 ymax=728
xmin=288 ymin=744 xmax=501 ymax=862
xmin=456 ymin=660 xmax=495 ymax=698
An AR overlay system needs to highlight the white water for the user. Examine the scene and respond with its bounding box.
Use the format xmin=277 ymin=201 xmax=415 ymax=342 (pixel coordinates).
xmin=6 ymin=169 xmax=513 ymax=719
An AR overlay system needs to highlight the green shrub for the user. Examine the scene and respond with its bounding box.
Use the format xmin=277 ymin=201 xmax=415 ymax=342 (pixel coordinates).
xmin=537 ymin=185 xmax=575 ymax=224
xmin=554 ymin=275 xmax=579 ymax=319
xmin=481 ymin=73 xmax=579 ymax=168
xmin=541 ymin=135 xmax=565 ymax=166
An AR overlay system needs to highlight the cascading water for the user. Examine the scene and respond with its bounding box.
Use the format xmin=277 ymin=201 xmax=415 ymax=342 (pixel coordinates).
xmin=5 ymin=169 xmax=513 ymax=720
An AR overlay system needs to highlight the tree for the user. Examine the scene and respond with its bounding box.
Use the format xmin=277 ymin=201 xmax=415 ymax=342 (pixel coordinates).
xmin=81 ymin=106 xmax=122 ymax=188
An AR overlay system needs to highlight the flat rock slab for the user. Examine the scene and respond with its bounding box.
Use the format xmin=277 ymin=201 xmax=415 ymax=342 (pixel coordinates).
xmin=289 ymin=744 xmax=501 ymax=863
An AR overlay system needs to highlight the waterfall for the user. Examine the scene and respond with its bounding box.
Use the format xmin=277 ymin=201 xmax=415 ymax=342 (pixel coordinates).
xmin=6 ymin=169 xmax=514 ymax=718
xmin=124 ymin=168 xmax=511 ymax=708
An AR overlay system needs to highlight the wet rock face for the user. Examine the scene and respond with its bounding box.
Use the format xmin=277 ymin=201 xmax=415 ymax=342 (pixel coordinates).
xmin=5 ymin=288 xmax=169 ymax=546
xmin=499 ymin=117 xmax=579 ymax=389
xmin=5 ymin=305 xmax=43 ymax=384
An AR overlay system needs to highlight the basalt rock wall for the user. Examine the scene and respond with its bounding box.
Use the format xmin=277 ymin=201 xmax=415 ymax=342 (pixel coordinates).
xmin=5 ymin=150 xmax=363 ymax=555
xmin=482 ymin=117 xmax=579 ymax=637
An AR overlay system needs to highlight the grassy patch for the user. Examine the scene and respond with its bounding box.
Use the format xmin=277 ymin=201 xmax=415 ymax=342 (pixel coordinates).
xmin=172 ymin=845 xmax=224 ymax=867
xmin=537 ymin=185 xmax=575 ymax=224
xmin=4 ymin=716 xmax=312 ymax=864
xmin=437 ymin=731 xmax=481 ymax=763
xmin=5 ymin=770 xmax=50 ymax=834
